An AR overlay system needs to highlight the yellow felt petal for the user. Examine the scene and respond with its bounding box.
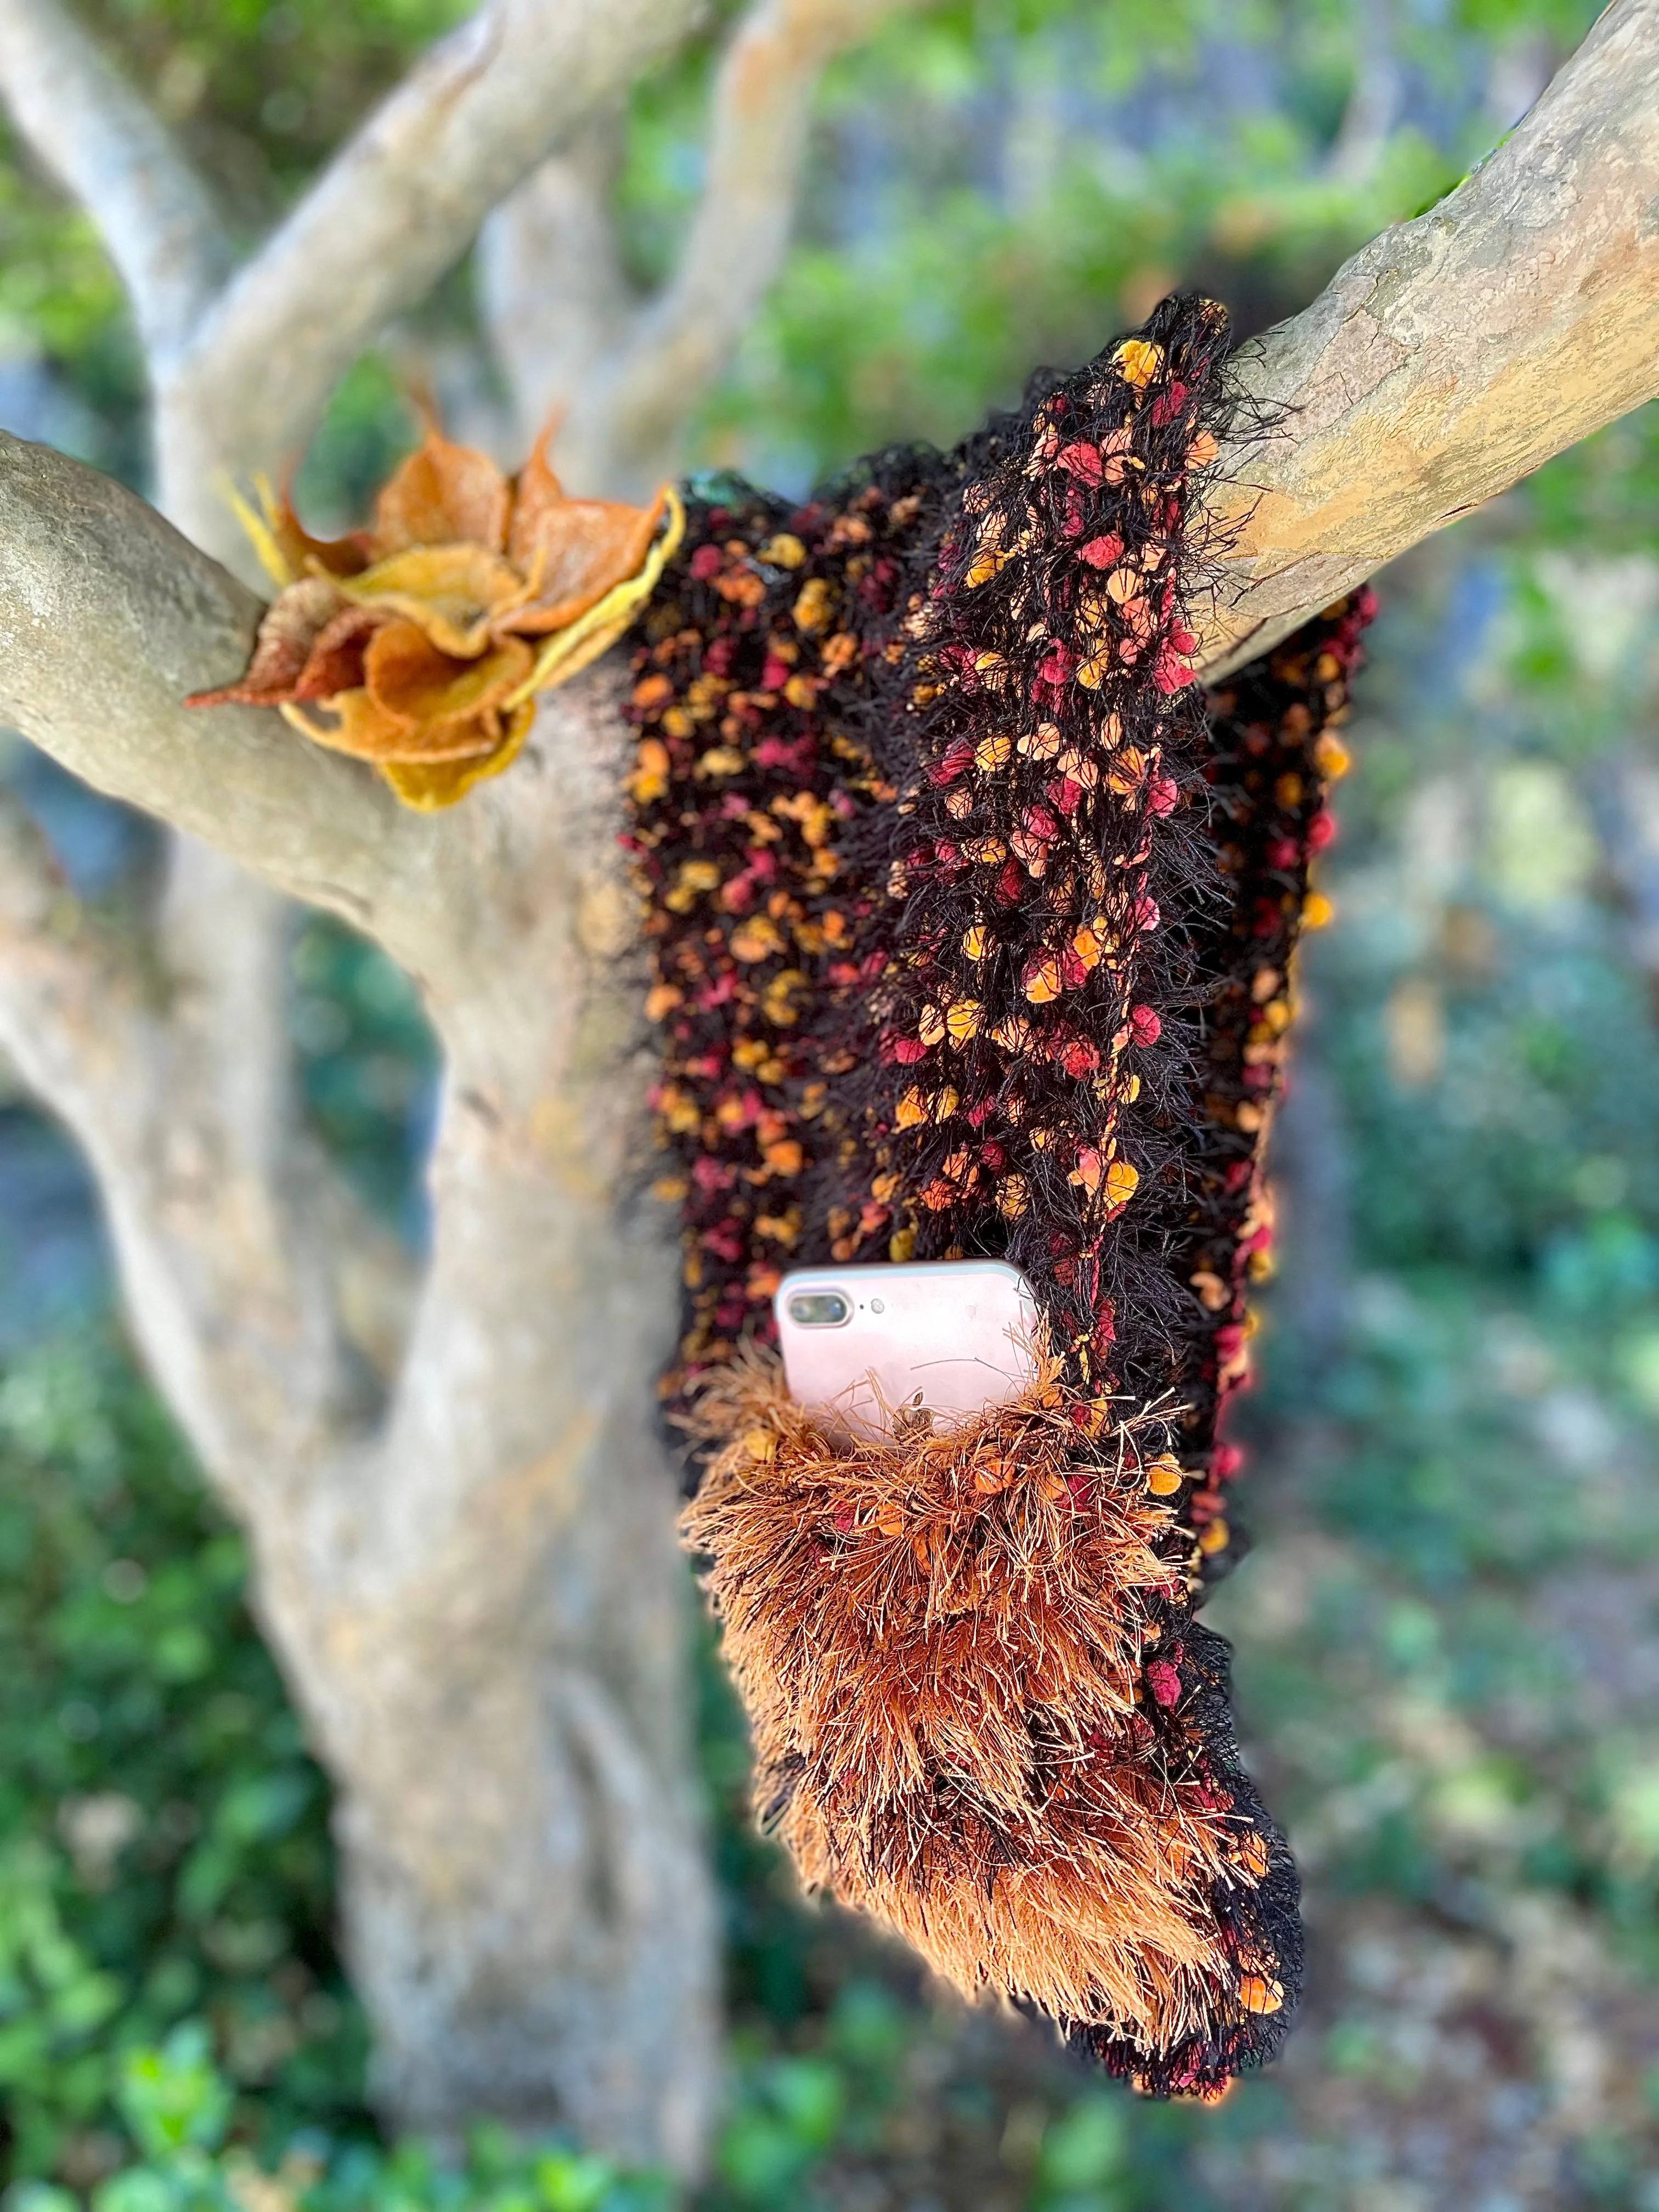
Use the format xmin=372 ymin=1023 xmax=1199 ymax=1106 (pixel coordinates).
xmin=224 ymin=477 xmax=297 ymax=590
xmin=337 ymin=544 xmax=529 ymax=657
xmin=379 ymin=701 xmax=536 ymax=810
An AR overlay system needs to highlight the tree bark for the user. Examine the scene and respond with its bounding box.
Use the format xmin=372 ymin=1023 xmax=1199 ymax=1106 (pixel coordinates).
xmin=0 ymin=431 xmax=720 ymax=2166
xmin=1199 ymin=0 xmax=1659 ymax=677
xmin=255 ymin=862 xmax=718 ymax=2154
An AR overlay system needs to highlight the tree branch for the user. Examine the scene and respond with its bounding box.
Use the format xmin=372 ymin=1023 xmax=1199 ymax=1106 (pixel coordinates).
xmin=1198 ymin=0 xmax=1659 ymax=679
xmin=0 ymin=789 xmax=417 ymax=1499
xmin=0 ymin=786 xmax=135 ymax=1070
xmin=157 ymin=840 xmax=296 ymax=1235
xmin=1324 ymin=0 xmax=1400 ymax=187
xmin=477 ymin=116 xmax=637 ymax=474
xmin=156 ymin=0 xmax=706 ymax=548
xmin=0 ymin=431 xmax=428 ymax=935
xmin=605 ymin=0 xmax=917 ymax=486
xmin=486 ymin=0 xmax=927 ymax=497
xmin=0 ymin=0 xmax=229 ymax=365
xmin=0 ymin=791 xmax=361 ymax=1499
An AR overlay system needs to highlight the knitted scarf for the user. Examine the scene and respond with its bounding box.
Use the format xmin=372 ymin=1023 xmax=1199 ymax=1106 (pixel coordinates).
xmin=622 ymin=295 xmax=1371 ymax=2098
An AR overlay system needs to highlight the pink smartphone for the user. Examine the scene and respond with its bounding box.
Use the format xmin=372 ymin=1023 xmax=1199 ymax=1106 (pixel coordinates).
xmin=774 ymin=1260 xmax=1040 ymax=1438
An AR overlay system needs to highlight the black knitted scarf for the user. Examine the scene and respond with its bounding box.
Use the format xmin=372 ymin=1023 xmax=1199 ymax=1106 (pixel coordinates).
xmin=624 ymin=295 xmax=1371 ymax=2097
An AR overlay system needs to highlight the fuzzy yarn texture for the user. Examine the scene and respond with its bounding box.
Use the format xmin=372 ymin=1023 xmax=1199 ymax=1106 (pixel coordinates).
xmin=623 ymin=294 xmax=1373 ymax=2097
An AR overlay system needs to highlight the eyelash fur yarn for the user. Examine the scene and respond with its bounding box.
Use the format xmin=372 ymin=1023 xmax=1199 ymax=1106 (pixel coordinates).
xmin=622 ymin=294 xmax=1373 ymax=2097
xmin=680 ymin=1347 xmax=1278 ymax=2063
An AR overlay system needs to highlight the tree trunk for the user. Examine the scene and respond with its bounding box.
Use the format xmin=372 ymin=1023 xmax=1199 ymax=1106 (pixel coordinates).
xmin=228 ymin=686 xmax=726 ymax=2167
xmin=0 ymin=424 xmax=723 ymax=2165
xmin=252 ymin=1170 xmax=718 ymax=2157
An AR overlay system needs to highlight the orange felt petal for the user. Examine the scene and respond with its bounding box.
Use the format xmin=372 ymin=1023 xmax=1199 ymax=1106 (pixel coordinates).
xmin=185 ymin=577 xmax=348 ymax=707
xmin=274 ymin=493 xmax=371 ymax=580
xmin=291 ymin=604 xmax=387 ymax=701
xmin=363 ymin=619 xmax=533 ymax=736
xmin=506 ymin=421 xmax=565 ymax=566
xmin=506 ymin=488 xmax=667 ymax=636
xmin=380 ymin=701 xmax=536 ymax=810
xmin=340 ymin=544 xmax=528 ymax=657
xmin=286 ymin=687 xmax=503 ymax=765
xmin=282 ymin=691 xmax=416 ymax=761
xmin=371 ymin=426 xmax=511 ymax=557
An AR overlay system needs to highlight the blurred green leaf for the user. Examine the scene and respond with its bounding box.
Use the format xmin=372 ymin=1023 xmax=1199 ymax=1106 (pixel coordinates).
xmin=1036 ymin=2093 xmax=1127 ymax=2194
xmin=116 ymin=2023 xmax=231 ymax=2159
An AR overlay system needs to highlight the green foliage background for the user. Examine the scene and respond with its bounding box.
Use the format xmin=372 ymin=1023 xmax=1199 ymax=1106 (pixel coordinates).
xmin=4 ymin=0 xmax=1659 ymax=2205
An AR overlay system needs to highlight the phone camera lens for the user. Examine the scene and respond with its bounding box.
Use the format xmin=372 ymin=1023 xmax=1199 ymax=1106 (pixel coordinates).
xmin=788 ymin=1291 xmax=851 ymax=1327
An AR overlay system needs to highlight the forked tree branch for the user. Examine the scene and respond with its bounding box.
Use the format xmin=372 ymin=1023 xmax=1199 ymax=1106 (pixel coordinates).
xmin=0 ymin=0 xmax=229 ymax=363
xmin=1198 ymin=0 xmax=1659 ymax=679
xmin=485 ymin=0 xmax=928 ymax=495
xmin=597 ymin=0 xmax=926 ymax=483
xmin=157 ymin=0 xmax=707 ymax=532
xmin=478 ymin=117 xmax=636 ymax=472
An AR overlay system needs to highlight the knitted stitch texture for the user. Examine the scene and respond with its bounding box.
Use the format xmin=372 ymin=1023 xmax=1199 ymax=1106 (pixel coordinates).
xmin=623 ymin=295 xmax=1372 ymax=2095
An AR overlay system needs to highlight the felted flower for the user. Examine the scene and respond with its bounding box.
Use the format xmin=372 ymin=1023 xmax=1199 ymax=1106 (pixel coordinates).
xmin=188 ymin=416 xmax=684 ymax=810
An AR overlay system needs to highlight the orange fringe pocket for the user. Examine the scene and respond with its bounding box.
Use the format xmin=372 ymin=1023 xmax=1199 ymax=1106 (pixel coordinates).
xmin=680 ymin=1345 xmax=1290 ymax=2082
